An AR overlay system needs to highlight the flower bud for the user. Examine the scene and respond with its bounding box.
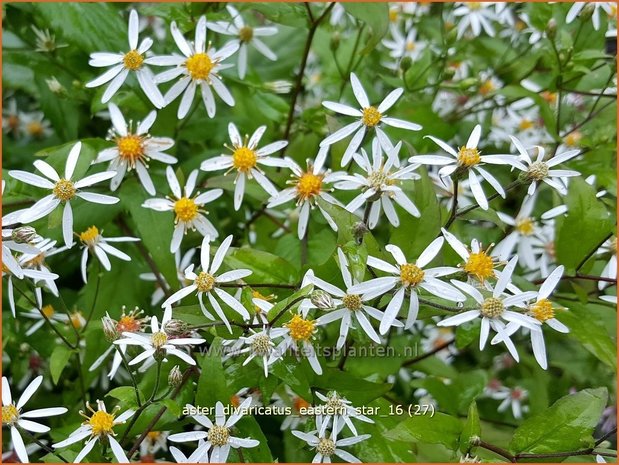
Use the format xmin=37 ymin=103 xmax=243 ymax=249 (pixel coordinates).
xmin=264 ymin=80 xmax=293 ymax=94
xmin=546 ymin=18 xmax=557 ymax=40
xmin=581 ymin=3 xmax=595 ymax=21
xmin=46 ymin=77 xmax=66 ymax=97
xmin=310 ymin=290 xmax=334 ymax=310
xmin=11 ymin=226 xmax=38 ymax=244
xmin=102 ymin=314 xmax=119 ymax=341
xmin=330 ymin=32 xmax=340 ymax=51
xmin=443 ymin=66 xmax=456 ymax=80
xmin=400 ymin=56 xmax=413 ymax=72
xmin=168 ymin=365 xmax=183 ymax=388
xmin=163 ymin=319 xmax=188 ymax=337
xmin=459 ymin=78 xmax=478 ymax=90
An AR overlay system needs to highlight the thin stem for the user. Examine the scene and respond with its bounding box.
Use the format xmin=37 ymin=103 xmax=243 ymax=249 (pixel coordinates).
xmin=596 ymin=427 xmax=617 ymax=446
xmin=475 ymin=440 xmax=515 ymax=462
xmin=116 ymin=347 xmax=142 ymax=407
xmin=268 ymin=295 xmax=308 ymax=327
xmin=148 ymin=361 xmax=162 ymax=403
xmin=444 ymin=178 xmax=459 ymax=229
xmin=401 ymin=338 xmax=455 ymax=367
xmin=74 ymin=352 xmax=88 ymax=411
xmin=417 ymin=297 xmax=473 ymax=313
xmin=456 ymin=180 xmax=521 ymax=218
xmin=218 ymin=282 xmax=299 ymax=289
xmin=576 ymin=231 xmax=614 ymax=272
xmin=338 ymin=24 xmax=365 ymax=98
xmin=82 ymin=263 xmax=101 ymax=331
xmin=19 ymin=426 xmax=69 ymax=463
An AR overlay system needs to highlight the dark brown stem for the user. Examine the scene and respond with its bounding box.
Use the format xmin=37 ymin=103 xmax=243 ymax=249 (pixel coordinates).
xmin=401 ymin=338 xmax=455 ymax=367
xmin=268 ymin=295 xmax=308 ymax=327
xmin=444 ymin=178 xmax=459 ymax=229
xmin=476 ymin=440 xmax=516 ymax=462
xmin=575 ymin=231 xmax=614 ymax=272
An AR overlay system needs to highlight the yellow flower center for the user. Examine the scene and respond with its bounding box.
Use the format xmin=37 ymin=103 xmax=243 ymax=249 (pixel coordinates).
xmin=362 ymin=106 xmax=382 ymax=127
xmin=147 ymin=431 xmax=162 ymax=441
xmin=116 ymin=134 xmax=145 ymax=164
xmin=151 ymin=331 xmax=168 ymax=349
xmin=526 ymin=161 xmax=549 ymax=181
xmin=27 ymin=121 xmax=44 ymax=137
xmin=42 ymin=304 xmax=55 ymax=318
xmin=53 ymin=179 xmax=76 ymax=201
xmin=400 ymin=263 xmax=425 ymax=287
xmin=239 ymin=26 xmax=254 ymax=43
xmin=516 ymin=217 xmax=535 ymax=236
xmin=317 ymin=437 xmax=336 ymax=457
xmin=296 ymin=172 xmax=323 ymax=201
xmin=389 ymin=8 xmax=399 ymax=22
xmin=174 ymin=197 xmax=199 ymax=222
xmin=79 ymin=226 xmax=100 ymax=246
xmin=531 ymin=298 xmax=554 ymax=322
xmin=186 ymin=53 xmax=214 ymax=81
xmin=367 ymin=169 xmax=394 ymax=190
xmin=564 ymin=131 xmax=582 ymax=147
xmin=70 ymin=311 xmax=84 ymax=329
xmin=89 ymin=410 xmax=116 ymax=436
xmin=8 ymin=115 xmax=19 ymax=131
xmin=541 ymin=91 xmax=557 ymax=105
xmin=479 ymin=79 xmax=495 ymax=96
xmin=195 ymin=272 xmax=216 ymax=293
xmin=2 ymin=405 xmax=19 ymax=425
xmin=406 ymin=41 xmax=416 ymax=52
xmin=468 ymin=2 xmax=482 ymax=9
xmin=207 ymin=425 xmax=230 ymax=446
xmin=123 ymin=49 xmax=144 ymax=71
xmin=251 ymin=334 xmax=272 ymax=356
xmin=285 ymin=314 xmax=315 ymax=341
xmin=518 ymin=118 xmax=534 ymax=131
xmin=342 ymin=294 xmax=363 ymax=311
xmin=117 ymin=315 xmax=141 ymax=333
xmin=464 ymin=251 xmax=494 ymax=281
xmin=457 ymin=147 xmax=481 ymax=167
xmin=293 ymin=396 xmax=310 ymax=413
xmin=230 ymin=395 xmax=241 ymax=408
xmin=515 ymin=20 xmax=527 ymax=32
xmin=232 ymin=146 xmax=258 ymax=173
xmin=481 ymin=297 xmax=504 ymax=318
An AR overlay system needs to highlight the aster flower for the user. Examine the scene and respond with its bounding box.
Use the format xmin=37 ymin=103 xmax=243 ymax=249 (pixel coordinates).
xmin=314 ymin=391 xmax=374 ymax=437
xmin=453 ymin=2 xmax=496 ymax=38
xmin=16 ymin=237 xmax=66 ymax=298
xmin=21 ymin=304 xmax=70 ymax=337
xmin=437 ymin=257 xmax=541 ymax=361
xmin=381 ymin=24 xmax=426 ymax=70
xmin=168 ymin=398 xmax=260 ymax=463
xmin=142 ymin=167 xmax=223 ymax=253
xmin=267 ymin=147 xmax=343 ymax=239
xmin=441 ymin=228 xmax=504 ymax=283
xmin=598 ymin=237 xmax=617 ymax=290
xmin=225 ymin=326 xmax=287 ymax=377
xmin=161 ymin=235 xmax=252 ymax=332
xmin=114 ymin=306 xmax=205 ymax=366
xmin=494 ymin=195 xmax=540 ymax=269
xmin=272 ymin=387 xmax=312 ymax=431
xmin=271 ymin=310 xmax=323 ymax=375
xmin=9 ymin=141 xmax=119 ymax=247
xmin=409 ymin=125 xmax=519 ymax=210
xmin=151 ymin=16 xmax=239 ymax=119
xmin=349 ymin=238 xmax=465 ymax=334
xmin=321 ymin=72 xmax=422 ymax=166
xmin=52 ymin=400 xmax=134 ymax=463
xmin=314 ymin=248 xmax=393 ymax=348
xmin=200 ymin=123 xmax=289 ymax=210
xmin=207 ymin=5 xmax=278 ymax=79
xmin=566 ymin=2 xmax=615 ymax=30
xmin=86 ymin=10 xmax=165 ymax=107
xmin=2 ymin=376 xmax=67 ymax=463
xmin=334 ymin=139 xmax=420 ymax=228
xmin=490 ymin=386 xmax=529 ymax=419
xmin=169 ymin=440 xmax=210 ymax=463
xmin=94 ymin=103 xmax=177 ymax=195
xmin=77 ymin=225 xmax=139 ymax=283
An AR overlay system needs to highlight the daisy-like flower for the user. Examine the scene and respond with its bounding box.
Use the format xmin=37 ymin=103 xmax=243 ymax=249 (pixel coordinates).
xmin=94 ymin=104 xmax=177 ymax=195
xmin=17 ymin=237 xmax=66 ymax=298
xmin=453 ymin=2 xmax=496 ymax=38
xmin=321 ymin=72 xmax=422 ymax=166
xmin=437 ymin=256 xmax=541 ymax=361
xmin=491 ymin=386 xmax=529 ymax=419
xmin=19 ymin=111 xmax=53 ymax=140
xmin=381 ymin=25 xmax=426 ymax=70
xmin=2 ymin=98 xmax=20 ymax=136
xmin=292 ymin=417 xmax=371 ymax=464
xmin=77 ymin=225 xmax=139 ymax=283
xmin=2 ymin=376 xmax=67 ymax=463
xmin=200 ymin=123 xmax=289 ymax=210
xmin=207 ymin=5 xmax=278 ymax=79
xmin=494 ymin=195 xmax=540 ymax=269
xmin=162 ymin=235 xmax=252 ymax=332
xmin=272 ymin=387 xmax=312 ymax=431
xmin=140 ymin=431 xmax=169 ymax=460
xmin=140 ymin=248 xmax=196 ymax=306
xmin=349 ymin=238 xmax=465 ymax=334
xmin=168 ymin=398 xmax=259 ymax=463
xmin=313 ymin=248 xmax=393 ymax=348
xmin=86 ymin=10 xmax=164 ymax=107
xmin=267 ymin=147 xmax=342 ymax=239
xmin=21 ymin=304 xmax=70 ymax=337
xmin=441 ymin=228 xmax=504 ymax=283
xmin=9 ymin=142 xmax=119 ymax=247
xmin=142 ymin=167 xmax=223 ymax=253
xmin=314 ymin=391 xmax=374 ymax=437
xmin=52 ymin=400 xmax=134 ymax=463
xmin=409 ymin=125 xmax=518 ymax=210
xmin=334 ymin=139 xmax=420 ymax=228
xmin=152 ymin=16 xmax=239 ymax=119
xmin=566 ymin=2 xmax=615 ymax=30
xmin=507 ymin=136 xmax=580 ymax=196
xmin=114 ymin=306 xmax=205 ymax=366
xmin=225 ymin=326 xmax=287 ymax=377
xmin=271 ymin=310 xmax=323 ymax=375
xmin=169 ymin=440 xmax=210 ymax=463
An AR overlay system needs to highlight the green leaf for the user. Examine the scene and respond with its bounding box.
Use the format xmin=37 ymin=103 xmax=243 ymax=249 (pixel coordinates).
xmin=226 ymin=247 xmax=299 ymax=284
xmin=50 ymin=345 xmax=73 ymax=385
xmin=311 ymin=368 xmax=392 ymax=405
xmin=460 ymin=402 xmax=481 ymax=452
xmin=385 ymin=411 xmax=463 ymax=450
xmin=106 ymin=386 xmax=142 ymax=407
xmin=196 ymin=338 xmax=230 ymax=406
xmin=509 ymin=388 xmax=608 ymax=454
xmin=343 ymin=3 xmax=390 ymax=54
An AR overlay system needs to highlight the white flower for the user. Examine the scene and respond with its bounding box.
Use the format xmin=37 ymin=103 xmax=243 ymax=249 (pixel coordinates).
xmin=491 ymin=386 xmax=529 ymax=419
xmin=437 ymin=256 xmax=541 ymax=361
xmin=95 ymin=104 xmax=177 ymax=195
xmin=200 ymin=123 xmax=289 ymax=210
xmin=114 ymin=306 xmax=205 ymax=366
xmin=162 ymin=235 xmax=252 ymax=332
xmin=207 ymin=5 xmax=278 ymax=79
xmin=494 ymin=195 xmax=540 ymax=269
xmin=140 ymin=248 xmax=196 ymax=306
xmin=598 ymin=237 xmax=617 ymax=290
xmin=16 ymin=237 xmax=65 ymax=298
xmin=267 ymin=147 xmax=343 ymax=239
xmin=314 ymin=391 xmax=374 ymax=437
xmin=441 ymin=228 xmax=504 ymax=283
xmin=334 ymin=139 xmax=420 ymax=228
xmin=321 ymin=72 xmax=422 ymax=166
xmin=271 ymin=387 xmax=312 ymax=431
xmin=86 ymin=10 xmax=165 ymax=107
xmin=170 ymin=440 xmax=210 ymax=463
xmin=168 ymin=398 xmax=260 ymax=463
xmin=292 ymin=416 xmax=371 ymax=464
xmin=2 ymin=376 xmax=67 ymax=463
xmin=409 ymin=125 xmax=519 ymax=210
xmin=507 ymin=136 xmax=580 ymax=196
xmin=381 ymin=25 xmax=426 ymax=70
xmin=566 ymin=2 xmax=615 ymax=30
xmin=152 ymin=16 xmax=239 ymax=119
xmin=9 ymin=141 xmax=119 ymax=247
xmin=271 ymin=310 xmax=323 ymax=375
xmin=21 ymin=303 xmax=69 ymax=336
xmin=77 ymin=225 xmax=139 ymax=283
xmin=52 ymin=400 xmax=134 ymax=463
xmin=349 ymin=238 xmax=465 ymax=334
xmin=142 ymin=167 xmax=223 ymax=253
xmin=225 ymin=326 xmax=287 ymax=377
xmin=453 ymin=2 xmax=496 ymax=38
xmin=314 ymin=248 xmax=394 ymax=348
